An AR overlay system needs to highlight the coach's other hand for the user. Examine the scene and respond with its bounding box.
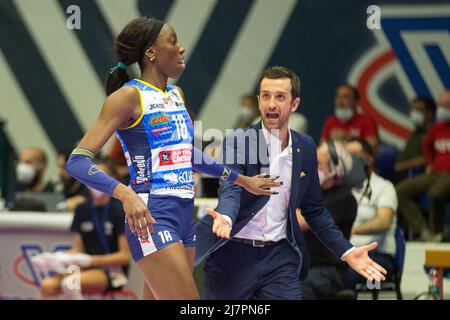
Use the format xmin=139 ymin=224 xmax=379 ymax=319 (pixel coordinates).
xmin=206 ymin=208 xmax=232 ymax=239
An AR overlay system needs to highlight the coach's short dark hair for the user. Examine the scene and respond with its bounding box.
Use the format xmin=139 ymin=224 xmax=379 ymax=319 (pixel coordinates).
xmin=257 ymin=66 xmax=301 ymax=100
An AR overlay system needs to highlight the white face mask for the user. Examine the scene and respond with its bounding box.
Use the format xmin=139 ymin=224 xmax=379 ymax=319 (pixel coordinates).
xmin=410 ymin=110 xmax=425 ymax=127
xmin=318 ymin=168 xmax=335 ymax=186
xmin=16 ymin=163 xmax=36 ymax=185
xmin=88 ymin=187 xmax=105 ymax=201
xmin=335 ymin=107 xmax=354 ymax=122
xmin=239 ymin=107 xmax=255 ymax=121
xmin=436 ymin=106 xmax=450 ymax=122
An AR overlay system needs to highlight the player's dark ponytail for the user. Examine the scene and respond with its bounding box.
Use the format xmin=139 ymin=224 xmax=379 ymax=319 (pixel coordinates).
xmin=106 ymin=16 xmax=161 ymax=96
xmin=106 ymin=65 xmax=130 ymax=96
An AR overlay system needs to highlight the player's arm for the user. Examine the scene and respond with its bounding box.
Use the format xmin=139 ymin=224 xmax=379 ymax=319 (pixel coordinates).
xmin=65 ymin=87 xmax=156 ymax=239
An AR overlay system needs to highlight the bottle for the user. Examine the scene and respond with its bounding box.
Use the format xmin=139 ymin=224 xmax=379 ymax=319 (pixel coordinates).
xmin=428 ymin=267 xmax=441 ymax=300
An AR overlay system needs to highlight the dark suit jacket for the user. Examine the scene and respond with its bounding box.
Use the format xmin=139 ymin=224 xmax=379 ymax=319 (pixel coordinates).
xmin=195 ymin=122 xmax=352 ymax=280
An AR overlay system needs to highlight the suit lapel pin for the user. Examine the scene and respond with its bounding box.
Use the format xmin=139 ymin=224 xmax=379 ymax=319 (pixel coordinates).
xmin=300 ymin=171 xmax=306 ymax=177
xmin=296 ymin=148 xmax=300 ymax=153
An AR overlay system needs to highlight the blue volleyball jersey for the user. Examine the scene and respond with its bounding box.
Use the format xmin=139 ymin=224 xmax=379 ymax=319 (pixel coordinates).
xmin=115 ymin=79 xmax=194 ymax=199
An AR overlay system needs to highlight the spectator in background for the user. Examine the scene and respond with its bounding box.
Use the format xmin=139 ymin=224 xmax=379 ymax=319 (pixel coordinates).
xmin=34 ymin=157 xmax=130 ymax=299
xmin=56 ymin=148 xmax=89 ymax=211
xmin=288 ymin=110 xmax=308 ymax=133
xmin=321 ymin=84 xmax=379 ymax=153
xmin=234 ymin=93 xmax=260 ymax=128
xmin=7 ymin=147 xmax=55 ymax=210
xmin=345 ymin=137 xmax=397 ymax=288
xmin=15 ymin=147 xmax=54 ymax=192
xmin=396 ymin=89 xmax=450 ymax=242
xmin=395 ymin=97 xmax=436 ymax=179
xmin=299 ymin=140 xmax=357 ymax=300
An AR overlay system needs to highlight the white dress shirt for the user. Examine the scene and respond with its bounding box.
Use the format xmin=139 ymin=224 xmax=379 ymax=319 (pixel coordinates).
xmin=231 ymin=123 xmax=292 ymax=242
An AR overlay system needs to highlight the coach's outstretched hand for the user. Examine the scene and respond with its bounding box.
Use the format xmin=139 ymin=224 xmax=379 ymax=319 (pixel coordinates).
xmin=235 ymin=173 xmax=282 ymax=196
xmin=206 ymin=208 xmax=232 ymax=239
xmin=343 ymin=242 xmax=387 ymax=282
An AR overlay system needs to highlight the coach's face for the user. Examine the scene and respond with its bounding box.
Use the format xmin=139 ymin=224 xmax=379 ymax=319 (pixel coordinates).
xmin=258 ymin=78 xmax=300 ymax=131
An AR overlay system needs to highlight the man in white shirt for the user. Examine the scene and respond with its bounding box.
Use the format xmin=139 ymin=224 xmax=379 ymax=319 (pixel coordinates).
xmin=195 ymin=66 xmax=387 ymax=300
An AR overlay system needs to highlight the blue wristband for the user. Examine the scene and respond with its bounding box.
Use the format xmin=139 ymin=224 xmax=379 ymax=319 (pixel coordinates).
xmin=66 ymin=149 xmax=120 ymax=196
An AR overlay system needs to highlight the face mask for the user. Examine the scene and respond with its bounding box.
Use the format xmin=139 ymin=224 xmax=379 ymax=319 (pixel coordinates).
xmin=410 ymin=110 xmax=425 ymax=127
xmin=436 ymin=106 xmax=450 ymax=123
xmin=239 ymin=107 xmax=255 ymax=121
xmin=335 ymin=107 xmax=354 ymax=122
xmin=344 ymin=155 xmax=370 ymax=189
xmin=318 ymin=168 xmax=335 ymax=186
xmin=88 ymin=187 xmax=105 ymax=201
xmin=16 ymin=163 xmax=36 ymax=186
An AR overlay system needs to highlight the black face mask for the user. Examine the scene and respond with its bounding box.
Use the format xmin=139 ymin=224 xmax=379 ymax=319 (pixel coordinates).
xmin=344 ymin=154 xmax=370 ymax=189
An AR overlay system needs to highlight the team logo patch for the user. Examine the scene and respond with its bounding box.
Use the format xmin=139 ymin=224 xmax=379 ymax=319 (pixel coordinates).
xmin=220 ymin=167 xmax=232 ymax=181
xmin=88 ymin=164 xmax=101 ymax=176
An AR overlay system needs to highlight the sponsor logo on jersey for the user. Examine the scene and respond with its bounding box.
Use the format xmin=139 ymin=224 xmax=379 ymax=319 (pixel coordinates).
xmin=178 ymin=170 xmax=194 ymax=184
xmin=162 ymin=96 xmax=174 ymax=105
xmin=170 ymin=91 xmax=184 ymax=108
xmin=150 ymin=126 xmax=172 ymax=138
xmin=162 ymin=185 xmax=194 ymax=191
xmin=153 ymin=136 xmax=176 ymax=147
xmin=132 ymin=155 xmax=149 ymax=184
xmin=149 ymin=114 xmax=171 ymax=126
xmin=163 ymin=172 xmax=179 ymax=184
xmin=148 ymin=103 xmax=165 ymax=111
xmin=159 ymin=148 xmax=192 ymax=166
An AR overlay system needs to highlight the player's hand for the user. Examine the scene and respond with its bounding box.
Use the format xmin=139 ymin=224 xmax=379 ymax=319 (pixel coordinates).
xmin=235 ymin=174 xmax=282 ymax=196
xmin=206 ymin=208 xmax=232 ymax=239
xmin=114 ymin=185 xmax=156 ymax=239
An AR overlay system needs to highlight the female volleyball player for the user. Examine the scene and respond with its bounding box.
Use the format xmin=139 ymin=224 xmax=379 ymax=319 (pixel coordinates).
xmin=66 ymin=16 xmax=280 ymax=299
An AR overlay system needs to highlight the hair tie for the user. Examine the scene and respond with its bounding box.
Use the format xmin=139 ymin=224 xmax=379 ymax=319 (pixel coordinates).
xmin=110 ymin=62 xmax=127 ymax=73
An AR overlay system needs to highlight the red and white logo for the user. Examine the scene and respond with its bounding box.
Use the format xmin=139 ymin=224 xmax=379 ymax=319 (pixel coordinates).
xmin=159 ymin=149 xmax=192 ymax=166
xmin=349 ymin=5 xmax=450 ymax=148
